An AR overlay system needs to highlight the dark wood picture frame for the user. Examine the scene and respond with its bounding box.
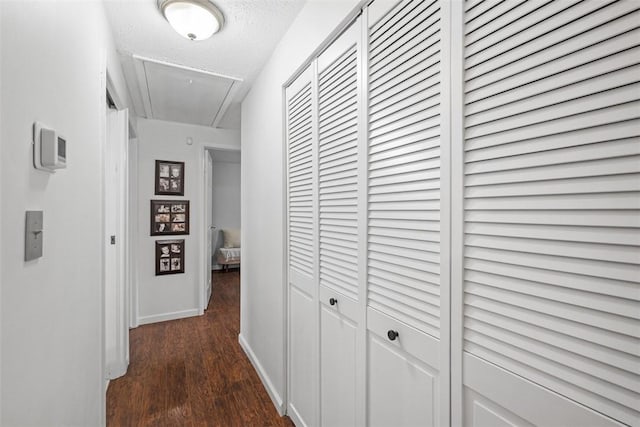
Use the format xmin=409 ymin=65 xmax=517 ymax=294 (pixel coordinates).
xmin=155 ymin=239 xmax=185 ymax=275
xmin=155 ymin=160 xmax=185 ymax=196
xmin=150 ymin=200 xmax=190 ymax=236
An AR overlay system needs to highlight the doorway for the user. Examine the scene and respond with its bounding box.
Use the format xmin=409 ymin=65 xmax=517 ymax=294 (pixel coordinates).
xmin=202 ymin=147 xmax=241 ymax=309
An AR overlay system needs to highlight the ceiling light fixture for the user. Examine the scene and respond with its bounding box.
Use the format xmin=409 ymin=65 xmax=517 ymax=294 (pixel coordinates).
xmin=158 ymin=0 xmax=224 ymax=41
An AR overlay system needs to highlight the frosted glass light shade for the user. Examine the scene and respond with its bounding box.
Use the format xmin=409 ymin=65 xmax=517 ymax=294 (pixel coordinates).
xmin=160 ymin=0 xmax=224 ymax=41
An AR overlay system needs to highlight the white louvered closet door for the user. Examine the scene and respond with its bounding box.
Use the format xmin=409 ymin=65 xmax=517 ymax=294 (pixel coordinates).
xmin=366 ymin=0 xmax=450 ymax=426
xmin=457 ymin=1 xmax=640 ymax=426
xmin=286 ymin=66 xmax=318 ymax=427
xmin=317 ymin=18 xmax=363 ymax=427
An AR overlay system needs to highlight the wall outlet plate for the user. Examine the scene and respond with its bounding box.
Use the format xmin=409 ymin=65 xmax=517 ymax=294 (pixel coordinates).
xmin=25 ymin=210 xmax=44 ymax=261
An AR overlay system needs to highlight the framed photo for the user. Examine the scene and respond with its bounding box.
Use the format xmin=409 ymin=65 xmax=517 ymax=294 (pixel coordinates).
xmin=150 ymin=200 xmax=190 ymax=235
xmin=156 ymin=239 xmax=184 ymax=275
xmin=155 ymin=160 xmax=185 ymax=196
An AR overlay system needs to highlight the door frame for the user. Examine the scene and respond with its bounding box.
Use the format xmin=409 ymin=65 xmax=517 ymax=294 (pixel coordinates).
xmin=104 ymin=105 xmax=130 ymax=380
xmin=204 ymin=149 xmax=214 ymax=304
xmin=198 ymin=142 xmax=241 ymax=314
xmin=102 ymin=70 xmax=134 ymax=387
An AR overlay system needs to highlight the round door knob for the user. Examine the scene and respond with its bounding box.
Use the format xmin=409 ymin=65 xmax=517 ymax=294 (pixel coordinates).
xmin=387 ymin=330 xmax=399 ymax=341
xmin=329 ymin=298 xmax=338 ymax=306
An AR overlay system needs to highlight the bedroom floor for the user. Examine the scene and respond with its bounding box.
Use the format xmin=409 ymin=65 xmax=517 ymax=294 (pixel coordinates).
xmin=107 ymin=270 xmax=294 ymax=426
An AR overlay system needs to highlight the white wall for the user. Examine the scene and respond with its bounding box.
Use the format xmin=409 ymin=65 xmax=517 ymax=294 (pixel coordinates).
xmin=135 ymin=118 xmax=239 ymax=324
xmin=0 ymin=1 xmax=126 ymax=425
xmin=240 ymin=0 xmax=362 ymax=412
xmin=211 ymin=159 xmax=241 ymax=269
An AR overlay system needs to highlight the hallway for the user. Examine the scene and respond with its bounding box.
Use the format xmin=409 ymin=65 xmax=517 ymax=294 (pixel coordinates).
xmin=107 ymin=271 xmax=293 ymax=427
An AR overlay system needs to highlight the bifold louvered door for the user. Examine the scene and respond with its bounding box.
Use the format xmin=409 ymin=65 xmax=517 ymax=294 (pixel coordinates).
xmin=456 ymin=1 xmax=640 ymax=426
xmin=286 ymin=65 xmax=318 ymax=427
xmin=317 ymin=19 xmax=362 ymax=427
xmin=366 ymin=0 xmax=449 ymax=426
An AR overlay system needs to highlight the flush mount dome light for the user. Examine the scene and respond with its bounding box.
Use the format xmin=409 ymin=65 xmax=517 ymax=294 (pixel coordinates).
xmin=158 ymin=0 xmax=224 ymax=41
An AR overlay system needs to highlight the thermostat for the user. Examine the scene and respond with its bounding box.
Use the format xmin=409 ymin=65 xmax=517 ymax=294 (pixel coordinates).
xmin=33 ymin=122 xmax=67 ymax=172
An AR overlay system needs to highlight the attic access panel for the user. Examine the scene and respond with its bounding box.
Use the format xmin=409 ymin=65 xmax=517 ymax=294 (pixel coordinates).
xmin=136 ymin=56 xmax=240 ymax=127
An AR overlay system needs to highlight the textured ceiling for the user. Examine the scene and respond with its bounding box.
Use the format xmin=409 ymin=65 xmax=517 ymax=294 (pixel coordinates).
xmin=104 ymin=0 xmax=306 ymax=129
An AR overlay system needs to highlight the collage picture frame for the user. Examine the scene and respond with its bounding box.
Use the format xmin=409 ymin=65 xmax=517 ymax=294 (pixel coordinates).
xmin=155 ymin=239 xmax=185 ymax=275
xmin=150 ymin=200 xmax=190 ymax=236
xmin=155 ymin=160 xmax=185 ymax=196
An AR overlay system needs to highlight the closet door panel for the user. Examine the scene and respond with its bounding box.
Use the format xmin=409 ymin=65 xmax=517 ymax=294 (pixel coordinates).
xmin=318 ymin=21 xmax=360 ymax=303
xmin=368 ymin=332 xmax=437 ymax=427
xmin=459 ymin=2 xmax=640 ymax=426
xmin=287 ymin=65 xmax=317 ymax=427
xmin=366 ymin=0 xmax=449 ymax=425
xmin=289 ymin=286 xmax=317 ymax=427
xmin=367 ymin=0 xmax=444 ymax=337
xmin=320 ymin=304 xmax=357 ymax=427
xmin=316 ymin=20 xmax=362 ymax=427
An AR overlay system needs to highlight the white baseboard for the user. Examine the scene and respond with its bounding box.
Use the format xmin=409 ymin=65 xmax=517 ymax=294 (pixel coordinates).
xmin=287 ymin=403 xmax=307 ymax=427
xmin=238 ymin=333 xmax=285 ymax=415
xmin=137 ymin=308 xmax=200 ymax=325
xmin=106 ymin=360 xmax=128 ymax=380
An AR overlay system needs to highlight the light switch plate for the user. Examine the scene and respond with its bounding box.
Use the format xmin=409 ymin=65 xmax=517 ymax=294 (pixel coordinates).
xmin=25 ymin=211 xmax=43 ymax=261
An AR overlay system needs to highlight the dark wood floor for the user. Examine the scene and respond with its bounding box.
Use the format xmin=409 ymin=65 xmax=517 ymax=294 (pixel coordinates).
xmin=107 ymin=271 xmax=294 ymax=427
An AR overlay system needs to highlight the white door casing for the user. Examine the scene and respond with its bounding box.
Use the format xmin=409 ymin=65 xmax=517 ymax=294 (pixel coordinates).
xmin=104 ymin=107 xmax=130 ymax=380
xmin=205 ymin=149 xmax=213 ymax=304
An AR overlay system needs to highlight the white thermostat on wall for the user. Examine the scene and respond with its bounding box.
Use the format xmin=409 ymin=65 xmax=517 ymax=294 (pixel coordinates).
xmin=33 ymin=121 xmax=67 ymax=172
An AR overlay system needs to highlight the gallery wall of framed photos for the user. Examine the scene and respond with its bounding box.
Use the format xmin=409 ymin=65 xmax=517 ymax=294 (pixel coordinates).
xmin=152 ymin=159 xmax=189 ymax=276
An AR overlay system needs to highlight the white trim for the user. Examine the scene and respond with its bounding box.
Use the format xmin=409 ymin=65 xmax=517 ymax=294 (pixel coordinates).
xmin=281 ymin=82 xmax=290 ymax=418
xmin=238 ymin=334 xmax=286 ymax=415
xmin=281 ymin=1 xmax=369 ymax=89
xmin=450 ymin=1 xmax=466 ymax=425
xmin=440 ymin=1 xmax=453 ymax=426
xmin=106 ymin=360 xmax=128 ymax=380
xmin=132 ymin=58 xmax=152 ymax=119
xmin=211 ymin=82 xmax=239 ymax=128
xmin=355 ymin=10 xmax=368 ymax=427
xmin=137 ymin=308 xmax=200 ymax=325
xmin=104 ymin=108 xmax=130 ymax=382
xmin=310 ymin=57 xmax=320 ymax=427
xmin=128 ymin=137 xmax=140 ymax=329
xmin=287 ymin=404 xmax=308 ymax=427
xmin=198 ymin=142 xmax=241 ymax=314
xmin=132 ymin=54 xmax=243 ymax=82
xmin=99 ymin=51 xmax=108 ymax=427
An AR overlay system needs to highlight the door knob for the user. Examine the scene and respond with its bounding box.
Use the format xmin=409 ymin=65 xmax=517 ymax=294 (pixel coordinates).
xmin=329 ymin=298 xmax=337 ymax=306
xmin=387 ymin=330 xmax=399 ymax=341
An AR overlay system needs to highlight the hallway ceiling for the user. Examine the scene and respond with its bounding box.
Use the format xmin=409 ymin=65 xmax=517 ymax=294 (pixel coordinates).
xmin=103 ymin=0 xmax=306 ymax=129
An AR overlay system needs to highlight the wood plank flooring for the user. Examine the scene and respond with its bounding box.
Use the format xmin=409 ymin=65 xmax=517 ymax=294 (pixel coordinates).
xmin=107 ymin=271 xmax=294 ymax=427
